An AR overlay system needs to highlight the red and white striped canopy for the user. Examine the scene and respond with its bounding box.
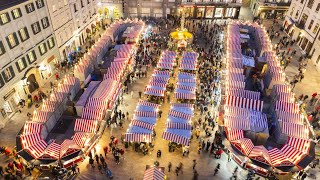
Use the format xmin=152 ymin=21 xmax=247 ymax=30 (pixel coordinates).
xmin=138 ymin=100 xmax=160 ymax=108
xmin=225 ymin=88 xmax=260 ymax=100
xmin=281 ymin=122 xmax=309 ymax=139
xmin=287 ymin=137 xmax=310 ymax=154
xmin=74 ymin=119 xmax=99 ymax=133
xmin=124 ymin=133 xmax=153 ymax=142
xmin=57 ymin=84 xmax=72 ymax=93
xmin=162 ymin=131 xmax=190 ymax=146
xmin=157 ymin=63 xmax=173 ymax=69
xmin=225 ymin=128 xmax=244 ymax=141
xmin=60 ymin=139 xmax=81 ymax=158
xmin=276 ymin=110 xmax=304 ymax=125
xmin=274 ymin=101 xmax=298 ymax=113
xmin=224 ymin=115 xmax=250 ymax=130
xmin=32 ymin=110 xmax=50 ymax=123
xmin=63 ymin=76 xmax=78 ymax=85
xmin=143 ymin=167 xmax=165 ymax=180
xmin=49 ymin=92 xmax=66 ymax=102
xmin=144 ymin=88 xmax=165 ymax=97
xmin=176 ymin=85 xmax=196 ymax=91
xmin=41 ymin=104 xmax=56 ymax=112
xmin=166 ymin=122 xmax=192 ymax=130
xmin=86 ymin=98 xmax=109 ymax=110
xmin=231 ymin=138 xmax=254 ymax=156
xmin=41 ymin=142 xmax=61 ymax=159
xmin=72 ymin=132 xmax=92 ymax=147
xmin=20 ymin=133 xmax=42 ymax=149
xmin=131 ymin=120 xmax=154 ymax=130
xmin=225 ymin=81 xmax=245 ymax=89
xmin=168 ymin=110 xmax=193 ymax=120
xmin=275 ymin=92 xmax=295 ymax=103
xmin=174 ymin=92 xmax=196 ymax=100
xmin=225 ymin=72 xmax=245 ymax=82
xmin=248 ymin=146 xmax=272 ymax=165
xmin=153 ymin=70 xmax=170 ymax=77
xmin=224 ymin=106 xmax=250 ymax=117
xmin=27 ymin=140 xmax=48 ymax=159
xmin=225 ymin=96 xmax=264 ymax=112
xmin=81 ymin=107 xmax=104 ymax=120
xmin=135 ymin=111 xmax=157 ymax=117
xmin=147 ymin=82 xmax=167 ymax=89
xmin=178 ymin=78 xmax=196 ymax=83
xmin=171 ymin=103 xmax=194 ymax=108
xmin=273 ymin=84 xmax=291 ymax=93
xmin=23 ymin=122 xmax=43 ymax=135
xmin=268 ymin=148 xmax=293 ymax=167
xmin=179 ymin=64 xmax=197 ymax=70
xmin=280 ymin=145 xmax=305 ymax=165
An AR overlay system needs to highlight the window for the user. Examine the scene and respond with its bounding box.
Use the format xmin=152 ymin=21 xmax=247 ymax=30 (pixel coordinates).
xmin=81 ymin=0 xmax=84 ymax=7
xmin=11 ymin=8 xmax=21 ymax=19
xmin=295 ymin=10 xmax=300 ymax=19
xmin=74 ymin=4 xmax=77 ymax=12
xmin=307 ymin=0 xmax=314 ymax=9
xmin=64 ymin=0 xmax=68 ymax=5
xmin=2 ymin=66 xmax=15 ymax=82
xmin=0 ymin=13 xmax=10 ymax=25
xmin=18 ymin=27 xmax=29 ymax=42
xmin=47 ymin=37 xmax=55 ymax=49
xmin=36 ymin=0 xmax=45 ymax=9
xmin=313 ymin=23 xmax=319 ymax=34
xmin=6 ymin=33 xmax=19 ymax=49
xmin=52 ymin=5 xmax=56 ymax=12
xmin=308 ymin=20 xmax=314 ymax=30
xmin=87 ymin=0 xmax=90 ymax=4
xmin=27 ymin=50 xmax=36 ymax=63
xmin=25 ymin=3 xmax=35 ymax=13
xmin=31 ymin=22 xmax=41 ymax=34
xmin=316 ymin=3 xmax=320 ymax=12
xmin=290 ymin=7 xmax=295 ymax=16
xmin=300 ymin=0 xmax=304 ymax=3
xmin=38 ymin=43 xmax=47 ymax=55
xmin=0 ymin=41 xmax=6 ymax=56
xmin=16 ymin=58 xmax=27 ymax=72
xmin=41 ymin=17 xmax=49 ymax=29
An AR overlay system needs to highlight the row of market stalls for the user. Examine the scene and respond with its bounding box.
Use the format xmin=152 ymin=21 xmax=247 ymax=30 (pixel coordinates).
xmin=17 ymin=19 xmax=145 ymax=168
xmin=18 ymin=76 xmax=84 ymax=166
xmin=222 ymin=21 xmax=315 ymax=176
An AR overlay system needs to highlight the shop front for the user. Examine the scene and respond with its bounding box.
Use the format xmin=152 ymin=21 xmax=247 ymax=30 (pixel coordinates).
xmin=38 ymin=55 xmax=58 ymax=80
xmin=181 ymin=6 xmax=240 ymax=19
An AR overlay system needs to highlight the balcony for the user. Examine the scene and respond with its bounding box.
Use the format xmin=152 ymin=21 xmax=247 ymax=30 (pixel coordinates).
xmin=263 ymin=1 xmax=291 ymax=6
xmin=295 ymin=22 xmax=305 ymax=29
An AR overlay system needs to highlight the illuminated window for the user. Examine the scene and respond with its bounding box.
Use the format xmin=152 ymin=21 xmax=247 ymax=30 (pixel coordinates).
xmin=19 ymin=27 xmax=29 ymax=41
xmin=0 ymin=13 xmax=9 ymax=24
xmin=12 ymin=9 xmax=21 ymax=19
xmin=313 ymin=23 xmax=319 ymax=34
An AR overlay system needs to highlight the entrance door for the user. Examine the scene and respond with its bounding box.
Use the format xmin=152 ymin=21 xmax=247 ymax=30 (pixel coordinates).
xmin=27 ymin=74 xmax=39 ymax=93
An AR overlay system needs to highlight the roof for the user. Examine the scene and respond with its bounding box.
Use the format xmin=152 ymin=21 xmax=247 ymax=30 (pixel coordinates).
xmin=0 ymin=0 xmax=28 ymax=11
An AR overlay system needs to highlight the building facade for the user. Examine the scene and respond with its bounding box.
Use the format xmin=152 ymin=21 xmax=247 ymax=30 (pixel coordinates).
xmin=123 ymin=0 xmax=178 ymax=18
xmin=99 ymin=0 xmax=124 ymax=21
xmin=179 ymin=0 xmax=242 ymax=19
xmin=250 ymin=0 xmax=291 ymax=19
xmin=0 ymin=0 xmax=60 ymax=125
xmin=283 ymin=0 xmax=320 ymax=55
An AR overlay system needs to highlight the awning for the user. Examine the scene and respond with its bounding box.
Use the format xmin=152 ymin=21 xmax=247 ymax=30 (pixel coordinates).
xmin=143 ymin=167 xmax=165 ymax=180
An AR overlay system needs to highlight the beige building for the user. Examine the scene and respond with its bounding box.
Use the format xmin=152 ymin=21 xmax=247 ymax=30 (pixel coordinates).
xmin=250 ymin=0 xmax=291 ymax=20
xmin=0 ymin=0 xmax=60 ymax=126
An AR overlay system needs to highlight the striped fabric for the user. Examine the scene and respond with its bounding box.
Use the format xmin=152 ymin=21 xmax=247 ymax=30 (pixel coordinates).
xmin=42 ymin=142 xmax=61 ymax=159
xmin=225 ymin=81 xmax=245 ymax=89
xmin=227 ymin=68 xmax=243 ymax=74
xmin=268 ymin=148 xmax=293 ymax=167
xmin=248 ymin=146 xmax=272 ymax=165
xmin=20 ymin=133 xmax=42 ymax=149
xmin=72 ymin=132 xmax=92 ymax=147
xmin=86 ymin=98 xmax=109 ymax=110
xmin=225 ymin=88 xmax=260 ymax=100
xmin=276 ymin=92 xmax=295 ymax=103
xmin=224 ymin=115 xmax=250 ymax=130
xmin=274 ymin=101 xmax=299 ymax=113
xmin=176 ymin=85 xmax=196 ymax=91
xmin=273 ymin=84 xmax=292 ymax=93
xmin=162 ymin=131 xmax=190 ymax=146
xmin=174 ymin=92 xmax=196 ymax=100
xmin=157 ymin=63 xmax=173 ymax=69
xmin=147 ymin=82 xmax=167 ymax=89
xmin=131 ymin=120 xmax=154 ymax=130
xmin=27 ymin=140 xmax=48 ymax=159
xmin=226 ymin=128 xmax=244 ymax=141
xmin=41 ymin=104 xmax=56 ymax=112
xmin=231 ymin=138 xmax=254 ymax=156
xmin=280 ymin=145 xmax=305 ymax=165
xmin=144 ymin=88 xmax=165 ymax=96
xmin=153 ymin=70 xmax=170 ymax=77
xmin=287 ymin=137 xmax=310 ymax=154
xmin=225 ymin=96 xmax=264 ymax=112
xmin=32 ymin=110 xmax=49 ymax=123
xmin=138 ymin=100 xmax=160 ymax=108
xmin=63 ymin=76 xmax=78 ymax=85
xmin=151 ymin=76 xmax=170 ymax=82
xmin=168 ymin=110 xmax=193 ymax=120
xmin=179 ymin=64 xmax=197 ymax=70
xmin=49 ymin=92 xmax=66 ymax=102
xmin=177 ymin=78 xmax=196 ymax=83
xmin=276 ymin=110 xmax=304 ymax=125
xmin=23 ymin=122 xmax=43 ymax=135
xmin=81 ymin=107 xmax=104 ymax=120
xmin=124 ymin=133 xmax=153 ymax=142
xmin=135 ymin=111 xmax=157 ymax=117
xmin=171 ymin=103 xmax=194 ymax=108
xmin=281 ymin=122 xmax=309 ymax=139
xmin=178 ymin=72 xmax=196 ymax=78
xmin=224 ymin=106 xmax=250 ymax=117
xmin=57 ymin=84 xmax=72 ymax=93
xmin=74 ymin=119 xmax=99 ymax=133
xmin=166 ymin=122 xmax=192 ymax=130
xmin=225 ymin=72 xmax=245 ymax=81
xmin=60 ymin=139 xmax=81 ymax=158
xmin=143 ymin=167 xmax=165 ymax=180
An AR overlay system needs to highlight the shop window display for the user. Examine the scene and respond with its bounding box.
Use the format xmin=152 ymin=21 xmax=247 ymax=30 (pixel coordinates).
xmin=214 ymin=8 xmax=224 ymax=18
xmin=196 ymin=7 xmax=205 ymax=18
xmin=205 ymin=7 xmax=214 ymax=18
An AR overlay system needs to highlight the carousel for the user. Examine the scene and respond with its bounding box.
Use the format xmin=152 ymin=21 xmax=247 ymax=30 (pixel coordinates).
xmin=169 ymin=11 xmax=193 ymax=50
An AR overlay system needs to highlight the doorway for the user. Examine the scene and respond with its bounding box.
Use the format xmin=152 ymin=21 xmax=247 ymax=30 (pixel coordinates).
xmin=27 ymin=74 xmax=39 ymax=93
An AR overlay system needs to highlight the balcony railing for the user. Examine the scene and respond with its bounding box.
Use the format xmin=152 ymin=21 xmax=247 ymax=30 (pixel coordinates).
xmin=263 ymin=1 xmax=291 ymax=6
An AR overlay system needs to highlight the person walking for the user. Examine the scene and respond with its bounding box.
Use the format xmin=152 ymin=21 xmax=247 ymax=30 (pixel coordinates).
xmin=192 ymin=159 xmax=197 ymax=170
xmin=100 ymin=154 xmax=105 ymax=166
xmin=228 ymin=151 xmax=233 ymax=162
xmin=193 ymin=170 xmax=199 ymax=180
xmin=139 ymin=91 xmax=142 ymax=98
xmin=206 ymin=140 xmax=211 ymax=151
xmin=168 ymin=162 xmax=172 ymax=172
xmin=103 ymin=146 xmax=108 ymax=158
xmin=301 ymin=173 xmax=307 ymax=180
xmin=158 ymin=110 xmax=162 ymax=118
xmin=95 ymin=154 xmax=100 ymax=164
xmin=89 ymin=157 xmax=95 ymax=168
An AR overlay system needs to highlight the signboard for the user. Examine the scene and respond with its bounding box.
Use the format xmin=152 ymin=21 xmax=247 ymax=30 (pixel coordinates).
xmin=3 ymin=88 xmax=16 ymax=101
